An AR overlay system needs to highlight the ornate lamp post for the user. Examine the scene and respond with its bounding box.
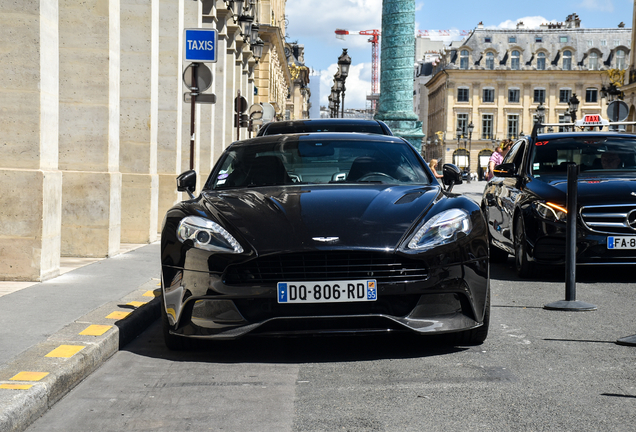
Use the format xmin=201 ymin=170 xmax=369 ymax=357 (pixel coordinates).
xmin=337 ymin=49 xmax=351 ymax=118
xmin=456 ymin=126 xmax=462 ymax=147
xmin=535 ymin=103 xmax=546 ymax=133
xmin=568 ymin=93 xmax=580 ymax=130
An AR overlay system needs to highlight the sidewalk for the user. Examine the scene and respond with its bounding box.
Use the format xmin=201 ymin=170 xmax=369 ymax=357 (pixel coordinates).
xmin=0 ymin=242 xmax=162 ymax=432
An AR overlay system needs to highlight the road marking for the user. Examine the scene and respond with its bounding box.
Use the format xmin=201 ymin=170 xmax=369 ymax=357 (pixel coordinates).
xmin=79 ymin=324 xmax=112 ymax=336
xmin=10 ymin=371 xmax=49 ymax=381
xmin=106 ymin=311 xmax=130 ymax=320
xmin=45 ymin=345 xmax=85 ymax=358
xmin=143 ymin=290 xmax=160 ymax=297
xmin=0 ymin=384 xmax=33 ymax=390
xmin=127 ymin=301 xmax=147 ymax=308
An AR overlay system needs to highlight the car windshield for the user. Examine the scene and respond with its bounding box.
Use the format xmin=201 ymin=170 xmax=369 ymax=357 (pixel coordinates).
xmin=259 ymin=121 xmax=386 ymax=136
xmin=208 ymin=136 xmax=430 ymax=189
xmin=530 ymin=136 xmax=636 ymax=176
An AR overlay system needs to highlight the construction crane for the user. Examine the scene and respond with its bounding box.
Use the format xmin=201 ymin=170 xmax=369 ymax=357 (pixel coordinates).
xmin=335 ymin=29 xmax=380 ymax=110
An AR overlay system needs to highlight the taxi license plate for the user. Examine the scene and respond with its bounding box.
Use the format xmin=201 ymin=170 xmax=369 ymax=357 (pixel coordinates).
xmin=607 ymin=236 xmax=636 ymax=249
xmin=277 ymin=280 xmax=377 ymax=304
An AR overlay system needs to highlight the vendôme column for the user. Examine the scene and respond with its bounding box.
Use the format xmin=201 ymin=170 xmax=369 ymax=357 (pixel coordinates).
xmin=375 ymin=0 xmax=425 ymax=151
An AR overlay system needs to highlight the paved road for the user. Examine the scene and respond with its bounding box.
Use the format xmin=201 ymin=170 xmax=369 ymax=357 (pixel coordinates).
xmin=25 ymin=179 xmax=636 ymax=431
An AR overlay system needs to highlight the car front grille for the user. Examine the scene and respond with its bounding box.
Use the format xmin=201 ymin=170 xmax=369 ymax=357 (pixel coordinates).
xmin=223 ymin=251 xmax=428 ymax=285
xmin=580 ymin=204 xmax=636 ymax=235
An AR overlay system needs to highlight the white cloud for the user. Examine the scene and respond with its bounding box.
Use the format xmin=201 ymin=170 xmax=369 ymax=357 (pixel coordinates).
xmin=490 ymin=16 xmax=552 ymax=30
xmin=578 ymin=0 xmax=614 ymax=12
xmin=286 ymin=0 xmax=382 ymax=48
xmin=319 ymin=63 xmax=373 ymax=110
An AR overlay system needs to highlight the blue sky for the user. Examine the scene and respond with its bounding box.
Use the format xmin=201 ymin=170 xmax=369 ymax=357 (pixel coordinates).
xmin=285 ymin=0 xmax=634 ymax=110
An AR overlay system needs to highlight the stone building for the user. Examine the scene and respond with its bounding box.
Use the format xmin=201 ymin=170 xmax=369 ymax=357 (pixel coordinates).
xmin=620 ymin=2 xmax=636 ymax=120
xmin=0 ymin=0 xmax=294 ymax=281
xmin=425 ymin=14 xmax=631 ymax=175
xmin=285 ymin=43 xmax=311 ymax=120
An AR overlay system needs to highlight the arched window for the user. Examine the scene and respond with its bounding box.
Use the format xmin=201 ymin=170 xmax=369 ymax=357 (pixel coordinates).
xmin=485 ymin=52 xmax=494 ymax=70
xmin=616 ymin=49 xmax=626 ymax=70
xmin=588 ymin=52 xmax=599 ymax=70
xmin=511 ymin=50 xmax=520 ymax=70
xmin=537 ymin=52 xmax=546 ymax=70
xmin=563 ymin=50 xmax=572 ymax=70
xmin=460 ymin=50 xmax=469 ymax=69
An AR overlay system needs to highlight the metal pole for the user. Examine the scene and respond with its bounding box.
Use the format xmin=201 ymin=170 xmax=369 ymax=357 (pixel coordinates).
xmin=341 ymin=84 xmax=346 ymax=118
xmin=190 ymin=63 xmax=198 ymax=171
xmin=236 ymin=90 xmax=241 ymax=142
xmin=544 ymin=163 xmax=597 ymax=311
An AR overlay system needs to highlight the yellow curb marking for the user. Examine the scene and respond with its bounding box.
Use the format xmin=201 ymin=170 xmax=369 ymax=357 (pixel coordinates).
xmin=0 ymin=384 xmax=33 ymax=390
xmin=45 ymin=345 xmax=85 ymax=358
xmin=143 ymin=290 xmax=159 ymax=297
xmin=79 ymin=325 xmax=112 ymax=336
xmin=127 ymin=301 xmax=147 ymax=308
xmin=10 ymin=371 xmax=49 ymax=381
xmin=106 ymin=311 xmax=130 ymax=320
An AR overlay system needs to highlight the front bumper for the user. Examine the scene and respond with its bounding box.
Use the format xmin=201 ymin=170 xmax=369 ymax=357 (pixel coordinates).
xmin=161 ymin=259 xmax=489 ymax=340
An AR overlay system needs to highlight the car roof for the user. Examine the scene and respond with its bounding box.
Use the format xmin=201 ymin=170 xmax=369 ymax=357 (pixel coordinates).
xmin=257 ymin=118 xmax=393 ymax=136
xmin=229 ymin=132 xmax=408 ymax=148
xmin=531 ymin=131 xmax=636 ymax=140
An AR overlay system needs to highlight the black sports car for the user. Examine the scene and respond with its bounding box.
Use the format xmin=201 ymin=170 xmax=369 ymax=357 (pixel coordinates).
xmin=482 ymin=131 xmax=636 ymax=277
xmin=256 ymin=118 xmax=393 ymax=136
xmin=161 ymin=132 xmax=489 ymax=349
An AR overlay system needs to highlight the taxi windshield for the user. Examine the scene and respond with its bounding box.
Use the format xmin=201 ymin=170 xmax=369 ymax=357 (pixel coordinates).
xmin=530 ymin=136 xmax=636 ymax=176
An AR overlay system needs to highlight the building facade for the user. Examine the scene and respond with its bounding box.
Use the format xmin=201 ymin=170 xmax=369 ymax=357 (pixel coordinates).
xmin=425 ymin=14 xmax=631 ymax=176
xmin=0 ymin=0 xmax=295 ymax=281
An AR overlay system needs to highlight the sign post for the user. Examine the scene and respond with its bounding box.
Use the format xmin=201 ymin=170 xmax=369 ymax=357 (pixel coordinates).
xmin=183 ymin=29 xmax=217 ymax=171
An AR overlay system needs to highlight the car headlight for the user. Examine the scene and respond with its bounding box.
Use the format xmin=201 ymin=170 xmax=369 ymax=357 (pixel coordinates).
xmin=407 ymin=208 xmax=472 ymax=250
xmin=176 ymin=216 xmax=244 ymax=253
xmin=532 ymin=201 xmax=567 ymax=222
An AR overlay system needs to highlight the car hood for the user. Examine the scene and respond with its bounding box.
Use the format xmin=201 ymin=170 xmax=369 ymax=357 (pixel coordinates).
xmin=529 ymin=175 xmax=636 ymax=205
xmin=201 ymin=185 xmax=441 ymax=254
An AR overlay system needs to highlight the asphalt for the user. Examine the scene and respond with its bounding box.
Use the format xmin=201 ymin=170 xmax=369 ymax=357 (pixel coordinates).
xmin=0 ymin=179 xmax=489 ymax=432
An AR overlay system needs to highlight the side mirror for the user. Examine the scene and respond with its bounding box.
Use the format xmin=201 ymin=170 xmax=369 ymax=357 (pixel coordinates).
xmin=177 ymin=170 xmax=197 ymax=199
xmin=493 ymin=163 xmax=516 ymax=178
xmin=442 ymin=163 xmax=462 ymax=192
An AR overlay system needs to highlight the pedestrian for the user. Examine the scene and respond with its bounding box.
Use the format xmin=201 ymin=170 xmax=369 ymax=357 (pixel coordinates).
xmin=487 ymin=140 xmax=512 ymax=180
xmin=429 ymin=159 xmax=443 ymax=179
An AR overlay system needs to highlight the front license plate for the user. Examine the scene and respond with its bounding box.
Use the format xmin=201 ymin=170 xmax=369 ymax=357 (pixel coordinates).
xmin=607 ymin=236 xmax=636 ymax=249
xmin=277 ymin=280 xmax=377 ymax=304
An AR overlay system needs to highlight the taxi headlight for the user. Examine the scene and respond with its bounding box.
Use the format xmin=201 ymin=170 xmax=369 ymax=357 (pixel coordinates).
xmin=407 ymin=208 xmax=472 ymax=251
xmin=532 ymin=201 xmax=567 ymax=222
xmin=176 ymin=216 xmax=244 ymax=253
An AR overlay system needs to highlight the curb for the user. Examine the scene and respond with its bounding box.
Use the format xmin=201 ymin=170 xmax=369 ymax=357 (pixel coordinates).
xmin=0 ymin=279 xmax=161 ymax=432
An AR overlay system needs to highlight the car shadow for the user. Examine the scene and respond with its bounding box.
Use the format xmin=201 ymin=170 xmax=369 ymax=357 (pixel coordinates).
xmin=125 ymin=321 xmax=473 ymax=364
xmin=490 ymin=257 xmax=635 ymax=283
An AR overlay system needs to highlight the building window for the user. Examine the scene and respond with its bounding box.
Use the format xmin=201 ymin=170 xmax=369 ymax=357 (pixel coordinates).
xmin=509 ymin=36 xmax=516 ymax=43
xmin=537 ymin=52 xmax=546 ymax=70
xmin=508 ymin=88 xmax=520 ymax=103
xmin=559 ymin=88 xmax=572 ymax=104
xmin=563 ymin=50 xmax=572 ymax=70
xmin=482 ymin=114 xmax=493 ymax=139
xmin=587 ymin=40 xmax=593 ymax=47
xmin=457 ymin=87 xmax=470 ymax=102
xmin=460 ymin=50 xmax=469 ymax=69
xmin=616 ymin=49 xmax=626 ymax=69
xmin=457 ymin=113 xmax=468 ymax=137
xmin=614 ymin=39 xmax=620 ymax=46
xmin=558 ymin=114 xmax=569 ymax=132
xmin=586 ymin=88 xmax=598 ymax=103
xmin=588 ymin=52 xmax=599 ymax=70
xmin=535 ymin=37 xmax=543 ymax=43
xmin=485 ymin=37 xmax=491 ymax=43
xmin=534 ymin=88 xmax=546 ymax=104
xmin=601 ymin=40 xmax=607 ymax=46
xmin=483 ymin=88 xmax=495 ymax=103
xmin=560 ymin=36 xmax=568 ymax=43
xmin=507 ymin=115 xmax=519 ymax=139
xmin=485 ymin=52 xmax=494 ymax=70
xmin=511 ymin=50 xmax=520 ymax=70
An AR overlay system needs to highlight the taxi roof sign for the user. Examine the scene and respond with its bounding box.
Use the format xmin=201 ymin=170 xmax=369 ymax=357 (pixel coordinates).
xmin=575 ymin=114 xmax=610 ymax=127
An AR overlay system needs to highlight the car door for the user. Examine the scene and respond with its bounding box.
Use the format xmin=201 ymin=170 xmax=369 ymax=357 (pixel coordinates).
xmin=491 ymin=140 xmax=528 ymax=250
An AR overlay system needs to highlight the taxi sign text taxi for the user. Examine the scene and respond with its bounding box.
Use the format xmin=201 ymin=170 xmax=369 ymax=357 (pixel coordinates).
xmin=184 ymin=29 xmax=217 ymax=63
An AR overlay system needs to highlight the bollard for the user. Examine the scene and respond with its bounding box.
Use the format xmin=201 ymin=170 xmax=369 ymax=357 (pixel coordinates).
xmin=544 ymin=163 xmax=597 ymax=311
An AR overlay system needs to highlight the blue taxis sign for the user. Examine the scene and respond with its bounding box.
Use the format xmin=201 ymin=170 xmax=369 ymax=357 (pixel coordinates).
xmin=184 ymin=29 xmax=217 ymax=63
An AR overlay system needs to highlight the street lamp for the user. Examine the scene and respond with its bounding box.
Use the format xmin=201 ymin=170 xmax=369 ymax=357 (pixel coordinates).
xmin=456 ymin=126 xmax=462 ymax=146
xmin=330 ymin=84 xmax=340 ymax=118
xmin=336 ymin=49 xmax=351 ymax=118
xmin=250 ymin=37 xmax=264 ymax=61
xmin=535 ymin=103 xmax=546 ymax=133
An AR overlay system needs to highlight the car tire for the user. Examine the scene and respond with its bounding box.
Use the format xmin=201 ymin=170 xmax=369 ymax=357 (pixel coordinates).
xmin=514 ymin=214 xmax=534 ymax=278
xmin=161 ymin=299 xmax=193 ymax=351
xmin=450 ymin=288 xmax=490 ymax=346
